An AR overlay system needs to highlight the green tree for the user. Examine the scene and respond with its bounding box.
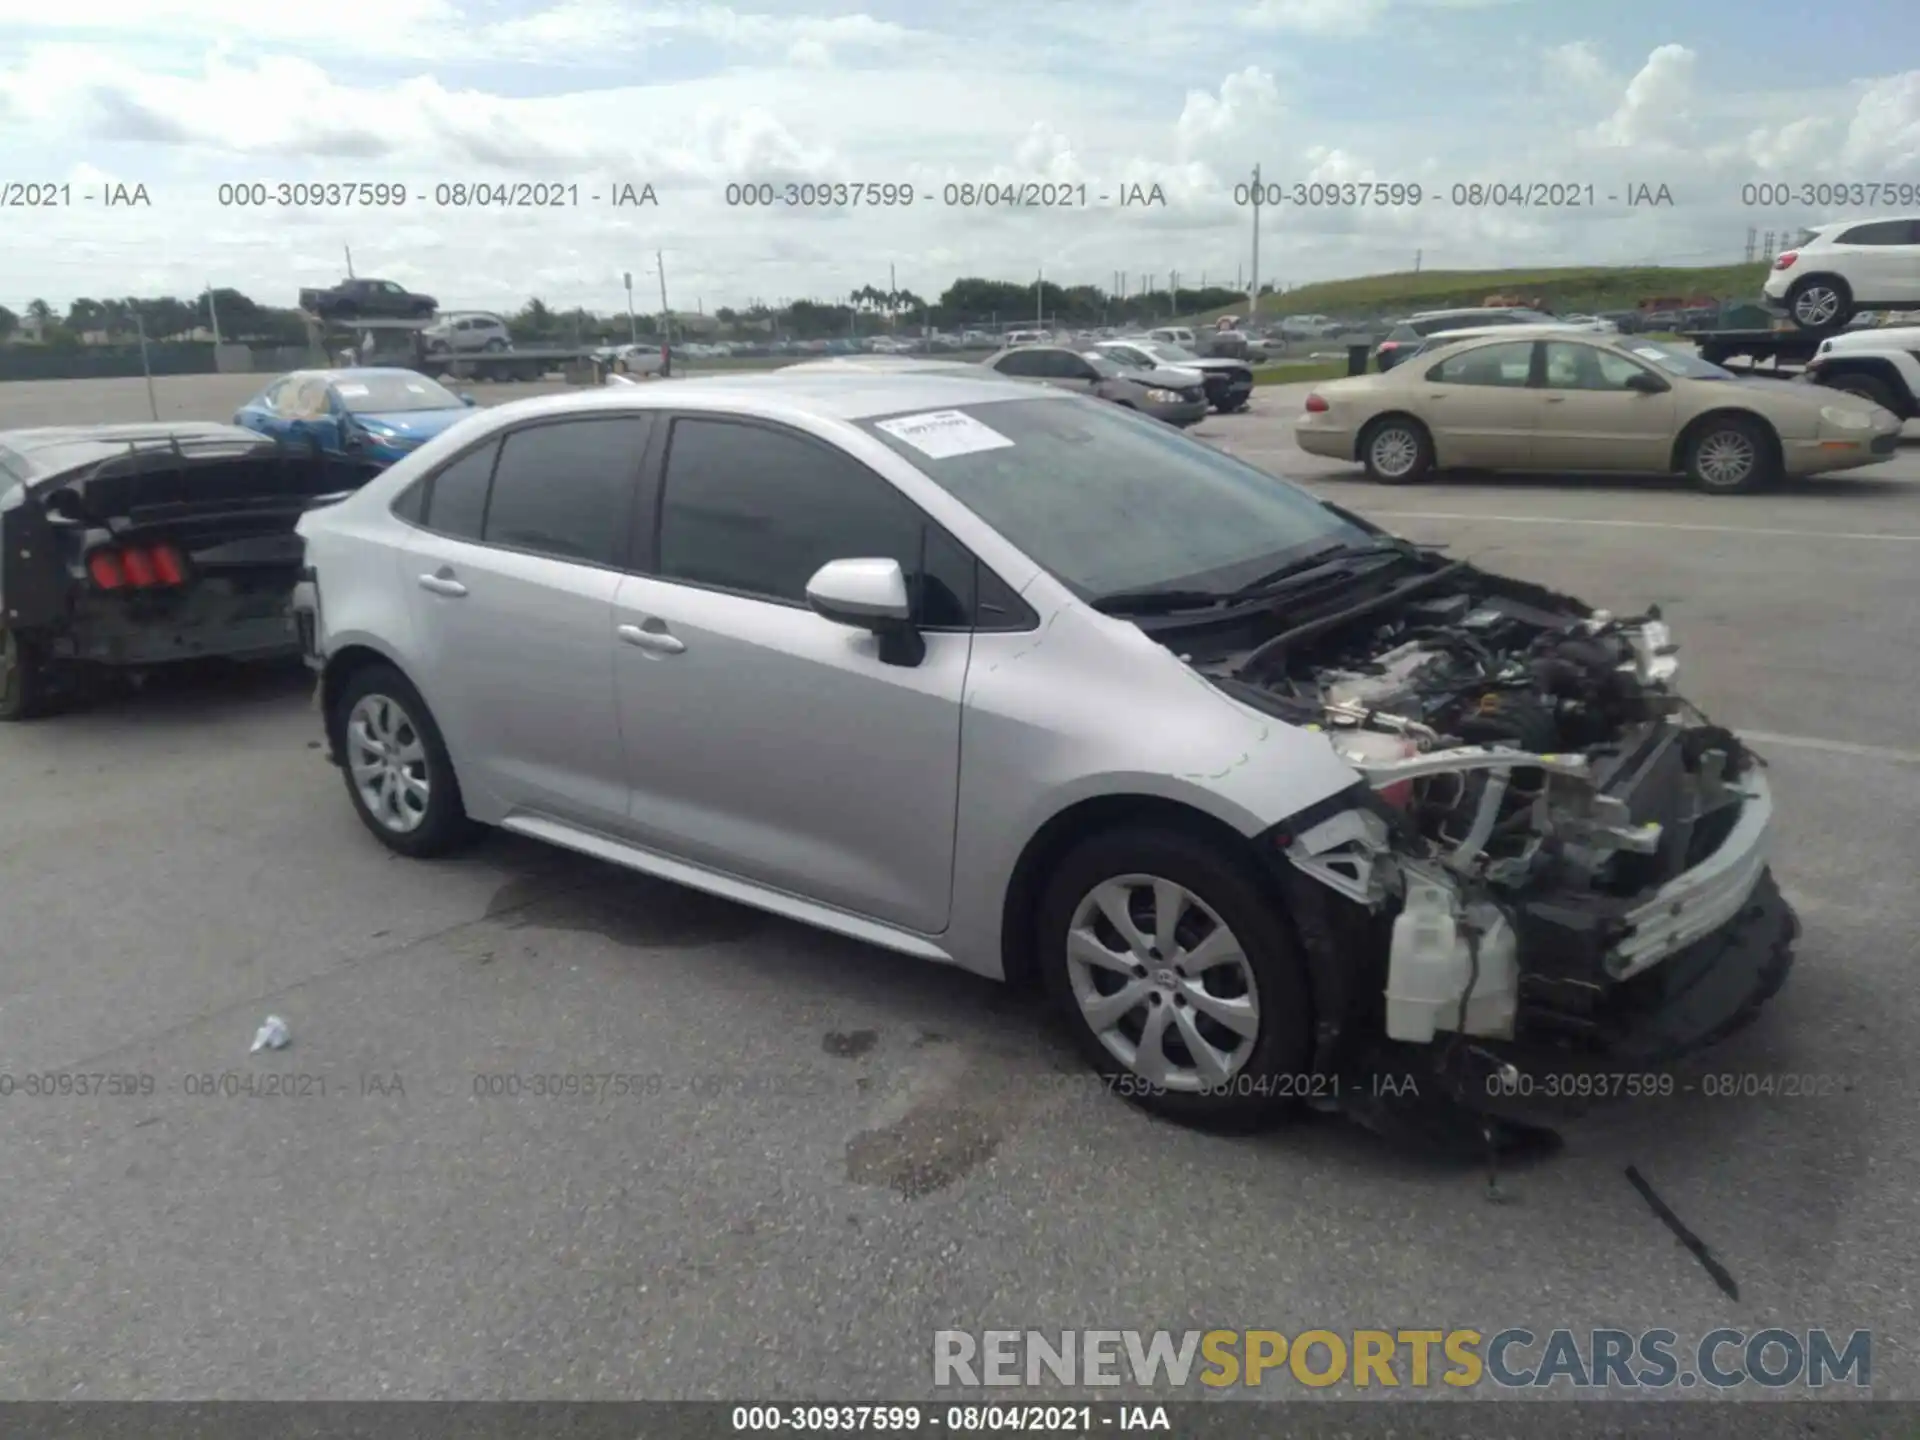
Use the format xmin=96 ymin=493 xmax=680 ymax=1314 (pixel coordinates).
xmin=0 ymin=305 xmax=17 ymax=342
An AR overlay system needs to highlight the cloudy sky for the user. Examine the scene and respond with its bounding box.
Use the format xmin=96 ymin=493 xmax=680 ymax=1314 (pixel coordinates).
xmin=1 ymin=0 xmax=1916 ymax=314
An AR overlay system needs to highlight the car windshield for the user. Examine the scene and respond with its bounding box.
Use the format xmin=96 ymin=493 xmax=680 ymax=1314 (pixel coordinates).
xmin=861 ymin=397 xmax=1365 ymax=598
xmin=331 ymin=374 xmax=464 ymax=413
xmin=1079 ymin=352 xmax=1122 ymax=377
xmin=1143 ymin=342 xmax=1201 ymax=363
xmin=1620 ymin=341 xmax=1737 ymax=380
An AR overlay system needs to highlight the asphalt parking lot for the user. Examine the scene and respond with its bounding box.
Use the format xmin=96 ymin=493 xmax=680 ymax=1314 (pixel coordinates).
xmin=2 ymin=373 xmax=1918 ymax=1402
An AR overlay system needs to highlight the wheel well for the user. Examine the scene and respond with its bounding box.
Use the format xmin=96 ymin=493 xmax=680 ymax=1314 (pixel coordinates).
xmin=320 ymin=644 xmax=396 ymax=740
xmin=1789 ymin=271 xmax=1851 ymax=299
xmin=1670 ymin=408 xmax=1781 ymax=474
xmin=1816 ymin=358 xmax=1908 ymax=403
xmin=998 ymin=794 xmax=1268 ymax=990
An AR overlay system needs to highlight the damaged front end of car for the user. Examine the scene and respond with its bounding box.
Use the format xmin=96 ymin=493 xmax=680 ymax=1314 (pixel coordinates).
xmin=1202 ymin=563 xmax=1799 ymax=1140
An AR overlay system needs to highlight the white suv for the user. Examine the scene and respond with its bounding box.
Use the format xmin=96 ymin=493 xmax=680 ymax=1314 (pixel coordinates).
xmin=1762 ymin=215 xmax=1920 ymax=332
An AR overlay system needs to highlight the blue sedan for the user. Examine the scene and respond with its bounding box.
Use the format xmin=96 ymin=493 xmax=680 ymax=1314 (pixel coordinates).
xmin=233 ymin=368 xmax=480 ymax=467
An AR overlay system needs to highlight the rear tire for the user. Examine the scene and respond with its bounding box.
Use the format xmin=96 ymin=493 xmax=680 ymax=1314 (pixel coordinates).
xmin=1785 ymin=276 xmax=1851 ymax=333
xmin=327 ymin=662 xmax=479 ymax=857
xmin=1359 ymin=414 xmax=1433 ymax=484
xmin=1038 ymin=826 xmax=1314 ymax=1133
xmin=0 ymin=628 xmax=53 ymax=722
xmin=1685 ymin=415 xmax=1779 ymax=494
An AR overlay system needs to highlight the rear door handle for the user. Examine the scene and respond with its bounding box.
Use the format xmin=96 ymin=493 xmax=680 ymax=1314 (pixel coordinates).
xmin=618 ymin=623 xmax=685 ymax=655
xmin=418 ymin=571 xmax=467 ymax=597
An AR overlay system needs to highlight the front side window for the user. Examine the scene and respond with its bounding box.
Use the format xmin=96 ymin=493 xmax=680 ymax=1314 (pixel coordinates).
xmin=481 ymin=417 xmax=652 ymax=566
xmin=1542 ymin=342 xmax=1648 ymax=390
xmin=1426 ymin=341 xmax=1537 ymax=386
xmin=655 ymin=418 xmax=970 ymax=625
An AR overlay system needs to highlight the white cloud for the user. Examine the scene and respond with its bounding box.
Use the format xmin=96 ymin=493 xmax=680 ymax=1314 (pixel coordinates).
xmin=1543 ymin=40 xmax=1611 ymax=96
xmin=1174 ymin=68 xmax=1283 ymax=162
xmin=1240 ymin=0 xmax=1390 ymax=35
xmin=1589 ymin=43 xmax=1698 ymax=149
xmin=1 ymin=9 xmax=1915 ymax=314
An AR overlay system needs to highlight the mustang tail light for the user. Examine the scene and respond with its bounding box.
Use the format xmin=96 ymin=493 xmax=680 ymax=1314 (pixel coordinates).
xmin=86 ymin=542 xmax=188 ymax=591
xmin=1772 ymin=250 xmax=1799 ymax=270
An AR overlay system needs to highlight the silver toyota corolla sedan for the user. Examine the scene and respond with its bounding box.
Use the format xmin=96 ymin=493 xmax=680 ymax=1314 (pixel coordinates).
xmin=292 ymin=371 xmax=1796 ymax=1133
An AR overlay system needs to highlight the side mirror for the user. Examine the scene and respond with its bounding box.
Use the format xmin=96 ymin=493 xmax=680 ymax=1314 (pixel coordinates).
xmin=1625 ymin=371 xmax=1668 ymax=394
xmin=41 ymin=489 xmax=83 ymax=523
xmin=805 ymin=557 xmax=924 ymax=666
xmin=460 ymin=393 xmax=477 ymax=406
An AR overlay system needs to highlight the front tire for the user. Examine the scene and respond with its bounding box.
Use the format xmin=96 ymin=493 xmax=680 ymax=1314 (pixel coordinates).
xmin=1785 ymin=276 xmax=1851 ymax=333
xmin=1038 ymin=827 xmax=1314 ymax=1132
xmin=1359 ymin=414 xmax=1433 ymax=484
xmin=1685 ymin=415 xmax=1778 ymax=494
xmin=328 ymin=663 xmax=478 ymax=857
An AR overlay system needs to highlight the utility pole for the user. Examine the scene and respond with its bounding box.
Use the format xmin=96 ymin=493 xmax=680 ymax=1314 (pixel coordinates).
xmin=206 ymin=283 xmax=222 ymax=345
xmin=1170 ymin=269 xmax=1179 ymax=318
xmin=656 ymin=251 xmax=671 ymax=373
xmin=1414 ymin=248 xmax=1422 ymax=273
xmin=624 ymin=270 xmax=637 ymax=345
xmin=133 ymin=309 xmax=158 ymax=421
xmin=344 ymin=245 xmax=355 ymax=279
xmin=1248 ymin=163 xmax=1261 ymax=321
xmin=1035 ymin=266 xmax=1043 ymax=326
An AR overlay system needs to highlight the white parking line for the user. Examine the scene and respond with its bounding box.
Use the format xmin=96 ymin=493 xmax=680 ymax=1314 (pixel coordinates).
xmin=1367 ymin=512 xmax=1920 ymax=543
xmin=1740 ymin=731 xmax=1920 ymax=766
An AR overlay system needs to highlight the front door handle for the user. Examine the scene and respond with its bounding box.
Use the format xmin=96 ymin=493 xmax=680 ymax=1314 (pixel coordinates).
xmin=418 ymin=570 xmax=467 ymax=597
xmin=618 ymin=623 xmax=685 ymax=655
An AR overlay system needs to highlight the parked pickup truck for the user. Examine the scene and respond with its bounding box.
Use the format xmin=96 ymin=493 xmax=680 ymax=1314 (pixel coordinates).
xmin=298 ymin=278 xmax=438 ymax=321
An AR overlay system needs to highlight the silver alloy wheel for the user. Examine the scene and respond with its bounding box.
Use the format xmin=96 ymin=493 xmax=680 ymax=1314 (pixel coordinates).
xmin=1793 ymin=284 xmax=1841 ymax=327
xmin=1695 ymin=427 xmax=1756 ymax=488
xmin=345 ymin=692 xmax=431 ymax=834
xmin=1368 ymin=425 xmax=1420 ymax=479
xmin=1065 ymin=873 xmax=1261 ymax=1092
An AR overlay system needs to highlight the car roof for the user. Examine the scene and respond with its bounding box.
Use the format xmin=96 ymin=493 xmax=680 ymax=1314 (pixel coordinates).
xmin=0 ymin=421 xmax=272 ymax=485
xmin=473 ymin=368 xmax=1066 ymax=426
xmin=1812 ymin=213 xmax=1920 ymax=235
xmin=1417 ymin=323 xmax=1589 ymax=342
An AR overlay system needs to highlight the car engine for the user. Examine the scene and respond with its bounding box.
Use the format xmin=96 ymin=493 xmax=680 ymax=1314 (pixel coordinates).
xmin=1193 ymin=563 xmax=1763 ymax=1052
xmin=1271 ymin=587 xmax=1674 ymax=753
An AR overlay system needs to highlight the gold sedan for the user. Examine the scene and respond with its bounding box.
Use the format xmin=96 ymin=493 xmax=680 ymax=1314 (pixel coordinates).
xmin=1295 ymin=328 xmax=1903 ymax=493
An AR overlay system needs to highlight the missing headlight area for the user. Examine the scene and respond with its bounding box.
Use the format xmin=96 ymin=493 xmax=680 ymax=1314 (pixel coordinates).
xmin=1201 ymin=564 xmax=1792 ymax=1088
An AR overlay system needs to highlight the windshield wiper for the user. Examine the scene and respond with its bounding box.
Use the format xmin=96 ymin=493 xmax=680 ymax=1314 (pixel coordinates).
xmin=1226 ymin=538 xmax=1423 ymax=599
xmin=1090 ymin=539 xmax=1435 ymax=617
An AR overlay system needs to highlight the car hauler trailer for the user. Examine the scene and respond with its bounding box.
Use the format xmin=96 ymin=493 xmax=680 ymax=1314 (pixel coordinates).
xmin=301 ymin=316 xmax=598 ymax=383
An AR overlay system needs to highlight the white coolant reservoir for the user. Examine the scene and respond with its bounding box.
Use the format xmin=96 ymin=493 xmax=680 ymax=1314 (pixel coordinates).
xmin=1384 ymin=883 xmax=1520 ymax=1043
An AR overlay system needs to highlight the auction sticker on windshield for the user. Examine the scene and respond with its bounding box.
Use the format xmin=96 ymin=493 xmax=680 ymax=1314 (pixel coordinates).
xmin=875 ymin=410 xmax=1014 ymax=459
xmin=336 ymin=383 xmax=370 ymax=396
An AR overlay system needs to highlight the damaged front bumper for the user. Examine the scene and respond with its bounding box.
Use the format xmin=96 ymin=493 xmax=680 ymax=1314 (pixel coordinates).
xmin=1282 ymin=725 xmax=1798 ymax=1123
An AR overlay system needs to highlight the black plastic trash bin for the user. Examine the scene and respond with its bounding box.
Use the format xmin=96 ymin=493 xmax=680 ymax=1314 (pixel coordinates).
xmin=1347 ymin=344 xmax=1372 ymax=376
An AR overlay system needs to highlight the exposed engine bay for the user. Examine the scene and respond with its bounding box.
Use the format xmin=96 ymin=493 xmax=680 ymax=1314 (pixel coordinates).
xmin=1189 ymin=559 xmax=1791 ymax=1087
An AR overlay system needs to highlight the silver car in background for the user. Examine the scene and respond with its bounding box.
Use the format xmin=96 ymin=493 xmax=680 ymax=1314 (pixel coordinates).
xmin=421 ymin=312 xmax=513 ymax=356
xmin=291 ymin=371 xmax=1796 ymax=1134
